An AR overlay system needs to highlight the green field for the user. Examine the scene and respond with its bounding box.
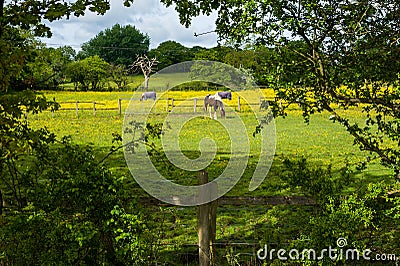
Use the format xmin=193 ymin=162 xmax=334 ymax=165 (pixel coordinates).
xmin=24 ymin=89 xmax=396 ymax=265
xmin=28 ymin=89 xmax=390 ymax=195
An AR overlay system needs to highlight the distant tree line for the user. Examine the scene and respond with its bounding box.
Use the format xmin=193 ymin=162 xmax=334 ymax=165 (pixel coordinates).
xmin=8 ymin=23 xmax=308 ymax=91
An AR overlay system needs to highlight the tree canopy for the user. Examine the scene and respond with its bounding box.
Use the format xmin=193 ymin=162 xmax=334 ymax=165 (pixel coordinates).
xmin=149 ymin=40 xmax=193 ymax=70
xmin=80 ymin=24 xmax=150 ymax=66
xmin=66 ymin=55 xmax=110 ymax=91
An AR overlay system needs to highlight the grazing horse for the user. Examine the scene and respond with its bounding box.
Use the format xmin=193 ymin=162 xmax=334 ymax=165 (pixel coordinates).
xmin=140 ymin=91 xmax=156 ymax=101
xmin=203 ymin=94 xmax=226 ymax=119
xmin=217 ymin=91 xmax=232 ymax=100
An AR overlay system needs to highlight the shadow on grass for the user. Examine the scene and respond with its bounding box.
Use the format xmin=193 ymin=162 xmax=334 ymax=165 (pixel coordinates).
xmin=91 ymin=146 xmax=394 ymax=265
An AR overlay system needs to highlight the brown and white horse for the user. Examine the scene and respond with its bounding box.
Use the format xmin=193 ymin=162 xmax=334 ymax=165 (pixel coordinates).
xmin=203 ymin=94 xmax=226 ymax=119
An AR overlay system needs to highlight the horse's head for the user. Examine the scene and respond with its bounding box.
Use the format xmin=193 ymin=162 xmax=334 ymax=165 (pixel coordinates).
xmin=203 ymin=94 xmax=211 ymax=110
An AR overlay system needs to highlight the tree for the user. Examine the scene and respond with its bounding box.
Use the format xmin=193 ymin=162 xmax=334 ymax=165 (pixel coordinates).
xmin=80 ymin=24 xmax=150 ymax=66
xmin=0 ymin=29 xmax=38 ymax=91
xmin=162 ymin=0 xmax=400 ymax=179
xmin=24 ymin=45 xmax=75 ymax=90
xmin=108 ymin=64 xmax=129 ymax=90
xmin=148 ymin=40 xmax=193 ymax=70
xmin=66 ymin=55 xmax=109 ymax=91
xmin=189 ymin=60 xmax=251 ymax=89
xmin=223 ymin=46 xmax=278 ymax=86
xmin=194 ymin=45 xmax=233 ymax=62
xmin=130 ymin=55 xmax=158 ymax=91
xmin=0 ymin=0 xmax=134 ymax=91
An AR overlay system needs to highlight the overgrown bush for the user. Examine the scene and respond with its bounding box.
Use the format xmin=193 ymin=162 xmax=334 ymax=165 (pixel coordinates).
xmin=278 ymin=158 xmax=400 ymax=264
xmin=0 ymin=92 xmax=160 ymax=264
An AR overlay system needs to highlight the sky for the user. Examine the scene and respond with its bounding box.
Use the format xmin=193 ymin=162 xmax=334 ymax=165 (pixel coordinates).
xmin=41 ymin=0 xmax=218 ymax=51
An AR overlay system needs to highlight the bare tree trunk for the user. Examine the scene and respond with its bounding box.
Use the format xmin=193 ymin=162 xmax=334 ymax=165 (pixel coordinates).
xmin=130 ymin=55 xmax=158 ymax=90
xmin=144 ymin=76 xmax=150 ymax=91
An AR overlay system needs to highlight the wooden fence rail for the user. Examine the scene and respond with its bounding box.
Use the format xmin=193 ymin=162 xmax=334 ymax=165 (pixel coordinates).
xmin=137 ymin=195 xmax=317 ymax=207
xmin=137 ymin=170 xmax=317 ymax=266
xmin=50 ymin=97 xmax=274 ymax=118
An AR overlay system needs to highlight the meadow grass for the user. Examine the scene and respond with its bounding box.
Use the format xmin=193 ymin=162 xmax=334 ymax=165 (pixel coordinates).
xmin=28 ymin=89 xmax=391 ymax=198
xmin=26 ymin=89 xmax=394 ymax=263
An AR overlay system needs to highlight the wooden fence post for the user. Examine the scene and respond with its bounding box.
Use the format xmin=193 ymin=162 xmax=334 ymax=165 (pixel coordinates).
xmin=93 ymin=101 xmax=96 ymax=116
xmin=198 ymin=171 xmax=217 ymax=266
xmin=194 ymin=98 xmax=197 ymax=113
xmin=118 ymin=99 xmax=122 ymax=115
xmin=75 ymin=101 xmax=79 ymax=118
xmin=171 ymin=98 xmax=175 ymax=109
xmin=166 ymin=98 xmax=169 ymax=112
xmin=52 ymin=97 xmax=55 ymax=118
xmin=237 ymin=96 xmax=241 ymax=112
xmin=209 ymin=184 xmax=217 ymax=264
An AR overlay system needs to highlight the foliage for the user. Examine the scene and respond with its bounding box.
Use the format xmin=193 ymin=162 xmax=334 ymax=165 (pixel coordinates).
xmin=189 ymin=60 xmax=253 ymax=89
xmin=279 ymin=157 xmax=349 ymax=204
xmin=149 ymin=40 xmax=197 ymax=70
xmin=194 ymin=45 xmax=233 ymax=62
xmin=279 ymin=158 xmax=400 ymax=263
xmin=1 ymin=34 xmax=74 ymax=91
xmin=0 ymin=0 xmax=134 ymax=92
xmin=79 ymin=24 xmax=150 ymax=66
xmin=0 ymin=91 xmax=58 ymax=219
xmin=66 ymin=55 xmax=110 ymax=91
xmin=107 ymin=203 xmax=168 ymax=265
xmin=0 ymin=124 xmax=161 ymax=264
xmin=0 ymin=29 xmax=37 ymax=91
xmin=162 ymin=0 xmax=400 ymax=179
xmin=108 ymin=64 xmax=129 ymax=90
xmin=1 ymin=0 xmax=134 ymax=39
xmin=305 ymin=181 xmax=400 ymax=263
xmin=0 ymin=138 xmax=117 ymax=264
xmin=24 ymin=45 xmax=76 ymax=90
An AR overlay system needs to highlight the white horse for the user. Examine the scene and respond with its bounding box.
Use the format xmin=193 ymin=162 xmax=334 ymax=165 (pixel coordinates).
xmin=140 ymin=91 xmax=156 ymax=101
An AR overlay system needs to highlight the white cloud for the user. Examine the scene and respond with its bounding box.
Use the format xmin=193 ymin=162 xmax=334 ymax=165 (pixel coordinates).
xmin=41 ymin=0 xmax=218 ymax=50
